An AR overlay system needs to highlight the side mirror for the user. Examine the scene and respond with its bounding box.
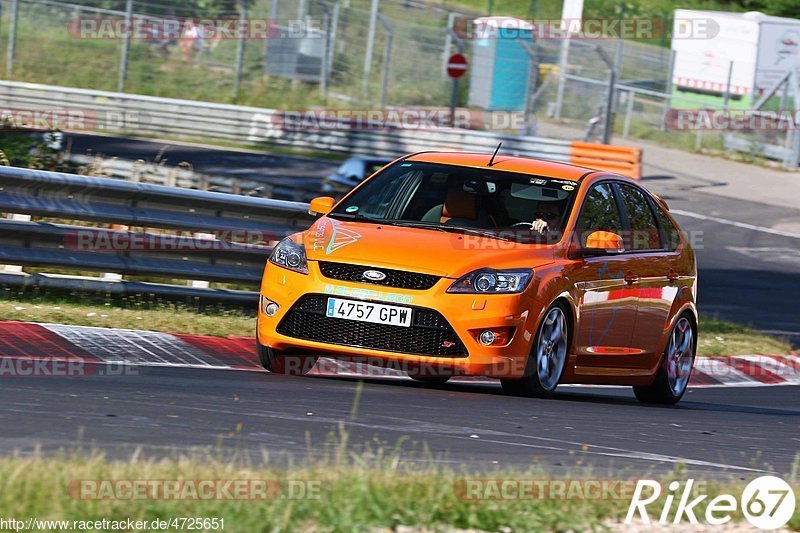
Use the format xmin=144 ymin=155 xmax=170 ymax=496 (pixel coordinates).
xmin=579 ymin=230 xmax=625 ymax=257
xmin=309 ymin=196 xmax=335 ymax=216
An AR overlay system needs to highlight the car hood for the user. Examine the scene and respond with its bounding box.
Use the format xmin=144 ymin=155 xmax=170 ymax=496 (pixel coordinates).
xmin=302 ymin=218 xmax=555 ymax=278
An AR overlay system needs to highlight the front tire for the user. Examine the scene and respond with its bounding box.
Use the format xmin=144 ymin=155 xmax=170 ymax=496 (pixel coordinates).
xmin=257 ymin=343 xmax=317 ymax=376
xmin=633 ymin=315 xmax=695 ymax=405
xmin=501 ymin=302 xmax=570 ymax=398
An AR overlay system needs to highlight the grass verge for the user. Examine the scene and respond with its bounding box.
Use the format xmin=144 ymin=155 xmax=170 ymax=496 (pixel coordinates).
xmin=0 ymin=288 xmax=254 ymax=338
xmin=1 ymin=288 xmax=794 ymax=357
xmin=699 ymin=317 xmax=794 ymax=357
xmin=0 ymin=451 xmax=797 ymax=532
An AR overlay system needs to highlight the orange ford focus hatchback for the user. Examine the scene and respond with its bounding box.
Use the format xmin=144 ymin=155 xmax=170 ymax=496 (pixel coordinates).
xmin=257 ymin=152 xmax=698 ymax=404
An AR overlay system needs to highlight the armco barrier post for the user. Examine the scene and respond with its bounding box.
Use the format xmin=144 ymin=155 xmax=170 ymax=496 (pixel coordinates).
xmin=5 ymin=0 xmax=19 ymax=78
xmin=378 ymin=14 xmax=393 ymax=110
xmin=233 ymin=5 xmax=247 ymax=100
xmin=117 ymin=0 xmax=133 ymax=93
xmin=363 ymin=0 xmax=380 ymax=97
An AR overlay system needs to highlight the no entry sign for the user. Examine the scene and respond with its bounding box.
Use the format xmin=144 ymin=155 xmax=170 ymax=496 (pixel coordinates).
xmin=447 ymin=54 xmax=468 ymax=78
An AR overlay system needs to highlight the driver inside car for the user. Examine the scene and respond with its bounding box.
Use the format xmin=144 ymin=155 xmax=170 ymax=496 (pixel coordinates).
xmin=531 ymin=200 xmax=563 ymax=234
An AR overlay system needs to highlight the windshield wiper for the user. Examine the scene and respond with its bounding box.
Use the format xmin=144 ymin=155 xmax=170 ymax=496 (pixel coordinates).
xmin=378 ymin=220 xmax=450 ymax=232
xmin=446 ymin=226 xmax=515 ymax=242
xmin=327 ymin=212 xmax=382 ymax=224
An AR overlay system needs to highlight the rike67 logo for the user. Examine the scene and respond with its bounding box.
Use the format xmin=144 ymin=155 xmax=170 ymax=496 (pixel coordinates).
xmin=626 ymin=476 xmax=796 ymax=529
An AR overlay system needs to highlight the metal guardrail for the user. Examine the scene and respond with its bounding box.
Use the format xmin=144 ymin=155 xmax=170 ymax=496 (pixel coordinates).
xmin=0 ymin=80 xmax=642 ymax=178
xmin=0 ymin=165 xmax=315 ymax=304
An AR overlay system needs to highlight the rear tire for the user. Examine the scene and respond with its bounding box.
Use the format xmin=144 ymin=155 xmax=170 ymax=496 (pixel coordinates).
xmin=633 ymin=314 xmax=696 ymax=405
xmin=500 ymin=302 xmax=570 ymax=398
xmin=257 ymin=343 xmax=317 ymax=376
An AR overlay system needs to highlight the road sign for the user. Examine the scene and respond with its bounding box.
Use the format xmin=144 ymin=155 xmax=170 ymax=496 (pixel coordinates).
xmin=447 ymin=54 xmax=468 ymax=78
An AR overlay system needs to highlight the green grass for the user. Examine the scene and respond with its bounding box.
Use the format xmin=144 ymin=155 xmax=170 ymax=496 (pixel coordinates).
xmin=0 ymin=287 xmax=254 ymax=338
xmin=0 ymin=451 xmax=796 ymax=532
xmin=700 ymin=317 xmax=794 ymax=357
xmin=0 ymin=287 xmax=793 ymax=356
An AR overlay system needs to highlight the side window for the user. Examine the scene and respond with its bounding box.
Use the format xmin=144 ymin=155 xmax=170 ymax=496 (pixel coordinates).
xmin=652 ymin=202 xmax=681 ymax=252
xmin=576 ymin=183 xmax=623 ymax=247
xmin=617 ymin=184 xmax=661 ymax=251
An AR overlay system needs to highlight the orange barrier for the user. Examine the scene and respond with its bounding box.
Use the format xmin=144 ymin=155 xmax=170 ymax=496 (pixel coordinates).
xmin=568 ymin=141 xmax=642 ymax=180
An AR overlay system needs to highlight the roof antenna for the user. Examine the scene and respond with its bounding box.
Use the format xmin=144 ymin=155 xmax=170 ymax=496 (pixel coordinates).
xmin=487 ymin=142 xmax=502 ymax=167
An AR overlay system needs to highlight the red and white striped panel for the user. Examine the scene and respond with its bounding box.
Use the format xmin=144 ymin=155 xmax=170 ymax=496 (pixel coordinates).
xmin=674 ymin=77 xmax=750 ymax=95
xmin=0 ymin=322 xmax=797 ymax=388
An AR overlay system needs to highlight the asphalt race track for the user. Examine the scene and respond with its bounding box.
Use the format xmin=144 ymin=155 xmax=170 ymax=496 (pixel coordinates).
xmin=65 ymin=132 xmax=338 ymax=185
xmin=4 ymin=133 xmax=793 ymax=476
xmin=0 ymin=364 xmax=797 ymax=476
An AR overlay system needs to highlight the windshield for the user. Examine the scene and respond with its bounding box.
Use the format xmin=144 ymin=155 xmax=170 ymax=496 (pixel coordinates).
xmin=328 ymin=161 xmax=579 ymax=243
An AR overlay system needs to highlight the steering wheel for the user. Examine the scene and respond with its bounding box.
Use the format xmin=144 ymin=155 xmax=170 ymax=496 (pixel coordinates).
xmin=511 ymin=222 xmax=534 ymax=228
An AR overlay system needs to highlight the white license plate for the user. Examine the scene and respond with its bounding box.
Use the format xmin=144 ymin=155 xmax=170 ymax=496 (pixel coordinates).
xmin=325 ymin=298 xmax=412 ymax=328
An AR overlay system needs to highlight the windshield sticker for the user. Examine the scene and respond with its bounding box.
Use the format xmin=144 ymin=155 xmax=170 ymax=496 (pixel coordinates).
xmin=530 ymin=178 xmax=547 ymax=185
xmin=345 ymin=205 xmax=359 ymax=213
xmin=562 ymin=185 xmax=575 ymax=191
xmin=326 ymin=219 xmax=362 ymax=254
xmin=311 ymin=218 xmax=330 ymax=252
xmin=551 ymin=179 xmax=579 ymax=186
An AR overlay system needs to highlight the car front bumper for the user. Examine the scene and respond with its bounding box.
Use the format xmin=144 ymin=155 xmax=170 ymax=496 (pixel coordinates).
xmin=257 ymin=261 xmax=541 ymax=378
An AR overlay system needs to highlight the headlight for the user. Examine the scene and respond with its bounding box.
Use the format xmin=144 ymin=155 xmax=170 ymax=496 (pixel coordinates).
xmin=447 ymin=269 xmax=533 ymax=294
xmin=269 ymin=237 xmax=308 ymax=274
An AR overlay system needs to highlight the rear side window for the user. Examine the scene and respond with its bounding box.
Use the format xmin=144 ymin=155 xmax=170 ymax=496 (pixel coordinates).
xmin=652 ymin=202 xmax=681 ymax=251
xmin=576 ymin=183 xmax=622 ymax=246
xmin=617 ymin=184 xmax=661 ymax=251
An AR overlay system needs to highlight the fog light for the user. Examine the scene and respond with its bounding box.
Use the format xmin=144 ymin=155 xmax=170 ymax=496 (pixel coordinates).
xmin=261 ymin=296 xmax=279 ymax=317
xmin=479 ymin=330 xmax=496 ymax=345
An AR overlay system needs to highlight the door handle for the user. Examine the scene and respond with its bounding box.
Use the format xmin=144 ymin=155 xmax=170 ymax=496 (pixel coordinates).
xmin=624 ymin=272 xmax=639 ymax=285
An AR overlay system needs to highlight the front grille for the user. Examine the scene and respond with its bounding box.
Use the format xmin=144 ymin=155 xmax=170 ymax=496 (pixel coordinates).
xmin=276 ymin=294 xmax=467 ymax=357
xmin=318 ymin=261 xmax=441 ymax=290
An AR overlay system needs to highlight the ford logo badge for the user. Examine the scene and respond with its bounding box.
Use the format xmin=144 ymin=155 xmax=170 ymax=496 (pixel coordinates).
xmin=363 ymin=270 xmax=387 ymax=281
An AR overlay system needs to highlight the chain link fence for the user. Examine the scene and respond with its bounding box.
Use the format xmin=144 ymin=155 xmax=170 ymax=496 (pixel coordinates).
xmin=527 ymin=36 xmax=799 ymax=165
xmin=0 ymin=0 xmax=476 ymax=110
xmin=1 ymin=0 xmax=798 ymax=165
